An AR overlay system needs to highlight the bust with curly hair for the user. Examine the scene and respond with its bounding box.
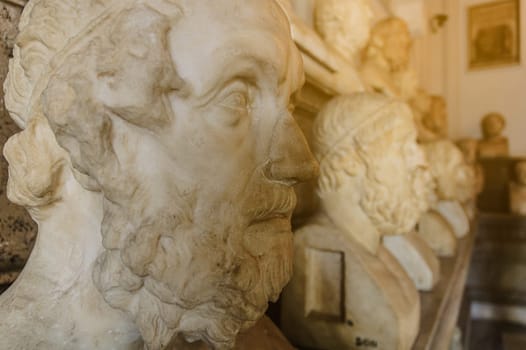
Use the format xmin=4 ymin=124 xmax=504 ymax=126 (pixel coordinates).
xmin=281 ymin=93 xmax=433 ymax=350
xmin=360 ymin=17 xmax=418 ymax=100
xmin=0 ymin=0 xmax=317 ymax=349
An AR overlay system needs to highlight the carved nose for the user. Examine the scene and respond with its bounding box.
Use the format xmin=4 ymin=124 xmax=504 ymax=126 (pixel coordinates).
xmin=267 ymin=115 xmax=319 ymax=185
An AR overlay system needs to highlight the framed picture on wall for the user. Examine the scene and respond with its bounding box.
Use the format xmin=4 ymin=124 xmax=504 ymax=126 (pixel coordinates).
xmin=468 ymin=0 xmax=520 ymax=69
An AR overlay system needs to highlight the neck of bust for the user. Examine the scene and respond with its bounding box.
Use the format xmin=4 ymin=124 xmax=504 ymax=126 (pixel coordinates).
xmin=0 ymin=170 xmax=141 ymax=349
xmin=319 ymin=189 xmax=380 ymax=255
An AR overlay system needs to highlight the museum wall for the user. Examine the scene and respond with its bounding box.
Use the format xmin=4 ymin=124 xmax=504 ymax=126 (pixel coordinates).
xmin=445 ymin=0 xmax=526 ymax=156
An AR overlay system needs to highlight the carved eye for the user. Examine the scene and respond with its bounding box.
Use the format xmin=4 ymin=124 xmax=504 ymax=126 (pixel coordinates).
xmin=216 ymin=89 xmax=251 ymax=127
xmin=220 ymin=91 xmax=249 ymax=112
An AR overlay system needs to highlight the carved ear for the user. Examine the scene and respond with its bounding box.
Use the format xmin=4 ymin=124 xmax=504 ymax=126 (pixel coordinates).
xmin=4 ymin=115 xmax=67 ymax=209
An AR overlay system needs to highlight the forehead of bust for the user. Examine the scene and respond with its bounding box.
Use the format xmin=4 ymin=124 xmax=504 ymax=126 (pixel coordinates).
xmin=169 ymin=0 xmax=302 ymax=96
xmin=356 ymin=101 xmax=416 ymax=144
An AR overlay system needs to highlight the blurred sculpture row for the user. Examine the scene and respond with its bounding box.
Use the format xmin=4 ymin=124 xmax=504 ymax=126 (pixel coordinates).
xmin=282 ymin=93 xmax=429 ymax=349
xmin=281 ymin=1 xmax=481 ymax=349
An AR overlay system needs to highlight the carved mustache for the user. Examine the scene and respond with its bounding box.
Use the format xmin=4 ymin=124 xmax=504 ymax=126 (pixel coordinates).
xmin=245 ymin=188 xmax=297 ymax=224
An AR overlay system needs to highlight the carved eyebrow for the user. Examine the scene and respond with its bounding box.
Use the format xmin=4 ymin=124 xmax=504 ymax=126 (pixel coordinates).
xmin=199 ymin=54 xmax=283 ymax=102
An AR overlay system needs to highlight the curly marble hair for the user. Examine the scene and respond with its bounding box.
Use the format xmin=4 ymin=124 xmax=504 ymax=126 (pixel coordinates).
xmin=421 ymin=140 xmax=476 ymax=203
xmin=363 ymin=17 xmax=412 ymax=71
xmin=313 ymin=93 xmax=413 ymax=193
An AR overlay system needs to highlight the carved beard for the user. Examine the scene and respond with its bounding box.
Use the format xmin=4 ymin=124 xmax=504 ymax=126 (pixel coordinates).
xmin=435 ymin=161 xmax=475 ymax=203
xmin=360 ymin=167 xmax=432 ymax=235
xmin=93 ymin=192 xmax=293 ymax=350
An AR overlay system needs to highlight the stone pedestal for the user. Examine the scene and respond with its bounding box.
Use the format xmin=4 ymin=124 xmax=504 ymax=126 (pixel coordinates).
xmin=418 ymin=210 xmax=457 ymax=257
xmin=282 ymin=218 xmax=420 ymax=350
xmin=383 ymin=233 xmax=440 ymax=291
xmin=435 ymin=200 xmax=470 ymax=238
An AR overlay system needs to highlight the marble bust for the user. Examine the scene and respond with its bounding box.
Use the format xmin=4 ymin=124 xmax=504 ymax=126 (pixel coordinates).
xmin=478 ymin=112 xmax=509 ymax=158
xmin=314 ymin=0 xmax=374 ymax=63
xmin=411 ymin=90 xmax=448 ymax=142
xmin=418 ymin=140 xmax=476 ymax=256
xmin=360 ymin=17 xmax=418 ymax=101
xmin=1 ymin=1 xmax=318 ymax=349
xmin=510 ymin=161 xmax=526 ymax=216
xmin=282 ymin=93 xmax=427 ymax=350
xmin=457 ymin=138 xmax=484 ymax=218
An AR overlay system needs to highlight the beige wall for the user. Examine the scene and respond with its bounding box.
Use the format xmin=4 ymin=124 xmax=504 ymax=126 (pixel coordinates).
xmin=446 ymin=0 xmax=526 ymax=156
xmin=412 ymin=0 xmax=448 ymax=95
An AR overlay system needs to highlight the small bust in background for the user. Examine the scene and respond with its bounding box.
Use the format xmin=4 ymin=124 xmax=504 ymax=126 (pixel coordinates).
xmin=457 ymin=138 xmax=484 ymax=193
xmin=314 ymin=0 xmax=374 ymax=63
xmin=360 ymin=17 xmax=417 ymax=100
xmin=478 ymin=112 xmax=509 ymax=158
xmin=411 ymin=91 xmax=448 ymax=142
xmin=423 ymin=96 xmax=448 ymax=139
xmin=456 ymin=138 xmax=484 ymax=219
xmin=510 ymin=161 xmax=526 ymax=216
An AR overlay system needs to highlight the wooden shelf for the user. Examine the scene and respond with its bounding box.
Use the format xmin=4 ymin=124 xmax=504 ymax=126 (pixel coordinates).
xmin=413 ymin=230 xmax=477 ymax=350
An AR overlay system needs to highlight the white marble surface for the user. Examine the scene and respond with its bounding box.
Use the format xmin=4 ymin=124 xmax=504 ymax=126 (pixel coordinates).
xmin=418 ymin=210 xmax=457 ymax=257
xmin=314 ymin=0 xmax=374 ymax=63
xmin=384 ymin=233 xmax=440 ymax=291
xmin=284 ymin=3 xmax=365 ymax=96
xmin=435 ymin=201 xmax=470 ymax=239
xmin=282 ymin=93 xmax=428 ymax=349
xmin=1 ymin=1 xmax=317 ymax=349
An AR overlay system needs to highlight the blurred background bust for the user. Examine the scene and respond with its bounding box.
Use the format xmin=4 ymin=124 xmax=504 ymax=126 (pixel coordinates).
xmin=314 ymin=0 xmax=373 ymax=63
xmin=478 ymin=112 xmax=509 ymax=158
xmin=411 ymin=90 xmax=448 ymax=143
xmin=361 ymin=17 xmax=418 ymax=100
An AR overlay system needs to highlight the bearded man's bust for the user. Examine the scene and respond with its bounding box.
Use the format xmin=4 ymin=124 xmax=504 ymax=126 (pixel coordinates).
xmin=281 ymin=93 xmax=426 ymax=350
xmin=0 ymin=1 xmax=318 ymax=349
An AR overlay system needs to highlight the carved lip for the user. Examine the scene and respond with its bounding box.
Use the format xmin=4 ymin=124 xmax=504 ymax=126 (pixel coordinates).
xmin=247 ymin=191 xmax=296 ymax=226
